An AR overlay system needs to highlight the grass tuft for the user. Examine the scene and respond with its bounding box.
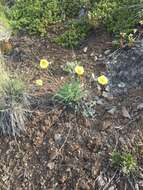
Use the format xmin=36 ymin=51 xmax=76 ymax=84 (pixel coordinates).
xmin=0 ymin=64 xmax=30 ymax=136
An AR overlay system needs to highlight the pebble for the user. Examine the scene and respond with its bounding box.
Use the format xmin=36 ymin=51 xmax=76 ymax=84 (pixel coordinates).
xmin=118 ymin=82 xmax=126 ymax=88
xmin=90 ymin=52 xmax=95 ymax=57
xmin=102 ymin=91 xmax=113 ymax=100
xmin=96 ymin=99 xmax=104 ymax=105
xmin=47 ymin=162 xmax=55 ymax=170
xmin=108 ymin=185 xmax=116 ymax=190
xmin=97 ymin=174 xmax=107 ymax=187
xmin=54 ymin=133 xmax=62 ymax=144
xmin=105 ymin=85 xmax=110 ymax=92
xmin=94 ymin=55 xmax=98 ymax=61
xmin=83 ymin=47 xmax=88 ymax=53
xmin=107 ymin=107 xmax=117 ymax=115
xmin=104 ymin=49 xmax=111 ymax=55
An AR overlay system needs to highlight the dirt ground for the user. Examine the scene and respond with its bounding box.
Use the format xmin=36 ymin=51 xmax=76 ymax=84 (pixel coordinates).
xmin=0 ymin=28 xmax=143 ymax=190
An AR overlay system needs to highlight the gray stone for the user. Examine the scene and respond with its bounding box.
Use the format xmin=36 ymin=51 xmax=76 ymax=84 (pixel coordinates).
xmin=107 ymin=107 xmax=117 ymax=115
xmin=83 ymin=46 xmax=88 ymax=53
xmin=107 ymin=40 xmax=143 ymax=95
xmin=90 ymin=52 xmax=95 ymax=57
xmin=118 ymin=82 xmax=126 ymax=88
xmin=54 ymin=134 xmax=62 ymax=144
xmin=94 ymin=55 xmax=98 ymax=61
xmin=96 ymin=99 xmax=104 ymax=105
xmin=104 ymin=49 xmax=111 ymax=55
xmin=102 ymin=91 xmax=113 ymax=100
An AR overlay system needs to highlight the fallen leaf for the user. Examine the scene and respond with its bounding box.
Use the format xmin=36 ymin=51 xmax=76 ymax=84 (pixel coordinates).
xmin=103 ymin=120 xmax=112 ymax=129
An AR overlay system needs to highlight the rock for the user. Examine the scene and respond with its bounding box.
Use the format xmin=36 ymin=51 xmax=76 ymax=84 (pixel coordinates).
xmin=137 ymin=103 xmax=143 ymax=110
xmin=78 ymin=180 xmax=91 ymax=190
xmin=90 ymin=52 xmax=95 ymax=57
xmin=108 ymin=185 xmax=116 ymax=190
xmin=102 ymin=91 xmax=113 ymax=100
xmin=118 ymin=82 xmax=126 ymax=88
xmin=104 ymin=49 xmax=111 ymax=55
xmin=98 ymin=56 xmax=106 ymax=61
xmin=96 ymin=99 xmax=104 ymax=105
xmin=122 ymin=106 xmax=131 ymax=119
xmin=107 ymin=107 xmax=117 ymax=115
xmin=94 ymin=56 xmax=98 ymax=61
xmin=103 ymin=120 xmax=112 ymax=129
xmin=105 ymin=85 xmax=110 ymax=92
xmin=47 ymin=162 xmax=55 ymax=170
xmin=54 ymin=133 xmax=62 ymax=144
xmin=106 ymin=39 xmax=143 ymax=95
xmin=97 ymin=174 xmax=107 ymax=187
xmin=107 ymin=40 xmax=143 ymax=95
xmin=83 ymin=46 xmax=88 ymax=53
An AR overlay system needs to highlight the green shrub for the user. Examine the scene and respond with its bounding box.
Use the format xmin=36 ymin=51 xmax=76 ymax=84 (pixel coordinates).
xmin=54 ymin=20 xmax=91 ymax=48
xmin=88 ymin=0 xmax=142 ymax=37
xmin=8 ymin=0 xmax=91 ymax=47
xmin=9 ymin=0 xmax=62 ymax=35
xmin=59 ymin=0 xmax=83 ymax=19
xmin=55 ymin=80 xmax=86 ymax=106
xmin=111 ymin=151 xmax=137 ymax=175
xmin=8 ymin=0 xmax=142 ymax=46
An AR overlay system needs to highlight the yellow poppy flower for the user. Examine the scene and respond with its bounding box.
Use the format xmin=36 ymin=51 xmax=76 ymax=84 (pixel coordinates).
xmin=40 ymin=59 xmax=49 ymax=69
xmin=97 ymin=75 xmax=108 ymax=85
xmin=75 ymin=65 xmax=84 ymax=76
xmin=35 ymin=79 xmax=43 ymax=86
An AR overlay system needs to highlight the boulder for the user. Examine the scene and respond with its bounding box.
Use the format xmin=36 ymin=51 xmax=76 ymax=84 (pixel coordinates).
xmin=107 ymin=41 xmax=143 ymax=95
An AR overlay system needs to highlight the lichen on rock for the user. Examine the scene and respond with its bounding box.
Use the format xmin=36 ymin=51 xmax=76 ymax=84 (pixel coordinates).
xmin=107 ymin=40 xmax=143 ymax=95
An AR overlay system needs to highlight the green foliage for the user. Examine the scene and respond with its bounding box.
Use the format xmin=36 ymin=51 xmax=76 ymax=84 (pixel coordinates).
xmin=54 ymin=20 xmax=91 ymax=48
xmin=55 ymin=80 xmax=86 ymax=106
xmin=111 ymin=151 xmax=137 ymax=175
xmin=88 ymin=0 xmax=142 ymax=37
xmin=0 ymin=68 xmax=26 ymax=100
xmin=7 ymin=0 xmax=142 ymax=46
xmin=8 ymin=0 xmax=91 ymax=48
xmin=9 ymin=0 xmax=62 ymax=35
xmin=60 ymin=0 xmax=83 ymax=18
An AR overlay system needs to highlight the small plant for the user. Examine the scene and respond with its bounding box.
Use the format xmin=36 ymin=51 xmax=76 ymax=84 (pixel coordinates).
xmin=82 ymin=100 xmax=97 ymax=118
xmin=53 ymin=20 xmax=91 ymax=48
xmin=63 ymin=60 xmax=79 ymax=74
xmin=122 ymin=153 xmax=137 ymax=175
xmin=111 ymin=151 xmax=137 ymax=175
xmin=120 ymin=32 xmax=136 ymax=47
xmin=0 ymin=65 xmax=30 ymax=136
xmin=55 ymin=80 xmax=87 ymax=106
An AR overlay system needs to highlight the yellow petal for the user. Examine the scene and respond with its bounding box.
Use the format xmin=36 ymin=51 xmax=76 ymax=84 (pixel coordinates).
xmin=35 ymin=79 xmax=43 ymax=86
xmin=97 ymin=75 xmax=108 ymax=85
xmin=75 ymin=65 xmax=84 ymax=76
xmin=40 ymin=59 xmax=49 ymax=69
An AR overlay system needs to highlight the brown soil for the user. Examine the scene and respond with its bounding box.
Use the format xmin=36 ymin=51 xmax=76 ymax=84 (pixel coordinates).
xmin=0 ymin=28 xmax=143 ymax=190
